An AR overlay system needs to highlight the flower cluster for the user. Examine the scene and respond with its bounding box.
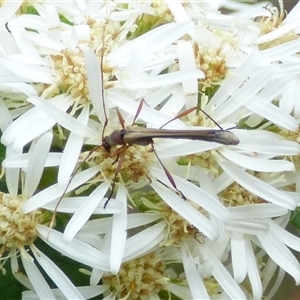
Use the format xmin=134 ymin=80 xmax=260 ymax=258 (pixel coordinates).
xmin=0 ymin=1 xmax=300 ymax=299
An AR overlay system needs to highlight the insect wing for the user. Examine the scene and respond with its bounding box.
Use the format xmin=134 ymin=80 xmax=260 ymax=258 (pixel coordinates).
xmin=123 ymin=127 xmax=239 ymax=146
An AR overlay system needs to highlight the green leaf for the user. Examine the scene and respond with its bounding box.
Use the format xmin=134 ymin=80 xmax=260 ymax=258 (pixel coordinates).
xmin=0 ymin=266 xmax=26 ymax=300
xmin=59 ymin=14 xmax=74 ymax=26
xmin=290 ymin=209 xmax=300 ymax=229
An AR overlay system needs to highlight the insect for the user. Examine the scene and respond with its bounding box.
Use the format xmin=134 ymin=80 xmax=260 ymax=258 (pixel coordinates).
xmin=45 ymin=24 xmax=241 ymax=236
xmin=99 ymin=102 xmax=239 ymax=207
xmin=103 ymin=98 xmax=239 ymax=152
xmin=103 ymin=121 xmax=239 ymax=150
xmin=50 ymin=29 xmax=240 ymax=224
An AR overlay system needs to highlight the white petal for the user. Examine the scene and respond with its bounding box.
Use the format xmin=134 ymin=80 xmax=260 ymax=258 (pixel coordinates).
xmin=200 ymin=245 xmax=247 ymax=300
xmin=37 ymin=224 xmax=111 ymax=271
xmin=212 ymin=170 xmax=235 ymax=193
xmin=225 ymin=219 xmax=269 ymax=236
xmin=228 ymin=204 xmax=288 ymax=219
xmin=158 ymin=86 xmax=185 ymax=116
xmin=257 ymin=233 xmax=300 ymax=284
xmin=121 ymin=70 xmax=204 ymax=90
xmin=89 ymin=267 xmax=105 ymax=287
xmin=214 ymin=65 xmax=278 ymax=122
xmin=178 ymin=41 xmax=199 ymax=109
xmin=207 ymin=51 xmax=260 ymax=113
xmin=10 ymin=26 xmax=39 ymax=57
xmin=0 ymin=24 xmax=19 ymax=56
xmin=5 ymin=146 xmax=22 ymax=197
xmin=231 ymin=232 xmax=247 ymax=283
xmin=43 ymin=196 xmax=122 ymax=214
xmin=220 ymin=148 xmax=295 ymax=172
xmin=24 ymin=132 xmax=53 ymax=197
xmin=63 ymin=181 xmax=111 ymax=242
xmin=107 ymin=90 xmax=185 ymax=129
xmin=245 ymin=96 xmax=299 ymax=131
xmin=281 ymin=79 xmax=300 ymax=115
xmin=22 ymin=286 xmax=106 ymax=300
xmin=0 ymin=1 xmax=22 ymax=24
xmin=58 ymin=106 xmax=89 ymax=186
xmin=30 ymin=244 xmax=84 ymax=300
xmin=1 ymin=94 xmax=72 ymax=150
xmin=253 ymin=18 xmax=300 ymax=44
xmin=75 ymin=232 xmax=105 ymax=250
xmin=151 ymin=177 xmax=219 ymax=240
xmin=109 ymin=21 xmax=194 ymax=65
xmin=156 ymin=139 xmax=221 ymax=157
xmin=180 ymin=243 xmax=210 ymax=300
xmin=1 ymin=82 xmax=38 ymax=96
xmin=123 ymin=222 xmax=167 ymax=262
xmin=269 ymin=220 xmax=300 ymax=252
xmin=10 ymin=249 xmax=33 ymax=290
xmin=22 ymin=166 xmax=99 ymax=213
xmin=260 ymin=39 xmax=300 ymax=63
xmin=110 ymin=184 xmax=127 ymax=274
xmin=79 ymin=212 xmax=161 ymax=235
xmin=151 ymin=167 xmax=230 ymax=220
xmin=165 ymin=0 xmax=190 ymax=23
xmin=1 ymin=105 xmax=50 ymax=147
xmin=263 ymin=267 xmax=285 ymax=300
xmin=45 ymin=4 xmax=61 ymax=40
xmin=237 ymin=130 xmax=300 ymax=156
xmin=73 ymin=286 xmax=107 ymax=299
xmin=3 ymin=152 xmax=62 ymax=168
xmin=0 ymin=56 xmax=55 ymax=83
xmin=21 ymin=25 xmax=63 ymax=50
xmin=261 ymin=257 xmax=278 ymax=292
xmin=27 ymin=95 xmax=96 ymax=138
xmin=20 ymin=247 xmax=55 ymax=300
xmin=43 ymin=197 xmax=123 ymax=214
xmin=244 ymin=239 xmax=262 ymax=300
xmin=285 ymin=1 xmax=300 ymax=26
xmin=216 ymin=156 xmax=296 ymax=210
xmin=167 ymin=283 xmax=193 ymax=300
xmin=0 ymin=98 xmax=12 ymax=131
xmin=127 ymin=212 xmax=162 ymax=229
xmin=126 ymin=39 xmax=146 ymax=78
xmin=83 ymin=46 xmax=106 ymax=124
xmin=10 ymin=14 xmax=47 ymax=32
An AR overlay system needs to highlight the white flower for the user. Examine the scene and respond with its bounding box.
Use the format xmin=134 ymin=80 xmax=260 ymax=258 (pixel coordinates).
xmin=21 ymin=285 xmax=106 ymax=300
xmin=220 ymin=203 xmax=300 ymax=299
xmin=1 ymin=1 xmax=300 ymax=299
xmin=76 ymin=206 xmax=246 ymax=299
xmin=0 ymin=132 xmax=111 ymax=299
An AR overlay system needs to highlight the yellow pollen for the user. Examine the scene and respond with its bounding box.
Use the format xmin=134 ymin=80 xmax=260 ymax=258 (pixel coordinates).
xmin=102 ymin=253 xmax=168 ymax=300
xmin=195 ymin=43 xmax=228 ymax=91
xmin=0 ymin=193 xmax=39 ymax=252
xmin=51 ymin=49 xmax=89 ymax=102
xmin=50 ymin=19 xmax=120 ymax=106
xmin=85 ymin=143 xmax=155 ymax=187
xmin=204 ymin=277 xmax=220 ymax=296
xmin=133 ymin=191 xmax=201 ymax=246
xmin=161 ymin=205 xmax=199 ymax=246
xmin=219 ymin=181 xmax=265 ymax=207
xmin=257 ymin=4 xmax=299 ymax=49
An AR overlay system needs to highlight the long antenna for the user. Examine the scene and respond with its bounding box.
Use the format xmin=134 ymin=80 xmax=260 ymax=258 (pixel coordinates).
xmin=160 ymin=106 xmax=223 ymax=130
xmin=101 ymin=23 xmax=108 ymax=140
xmin=48 ymin=22 xmax=109 ymax=234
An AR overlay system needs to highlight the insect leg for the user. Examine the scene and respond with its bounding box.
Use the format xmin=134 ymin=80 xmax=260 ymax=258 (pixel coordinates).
xmin=150 ymin=142 xmax=186 ymax=200
xmin=48 ymin=144 xmax=103 ymax=234
xmin=103 ymin=144 xmax=129 ymax=208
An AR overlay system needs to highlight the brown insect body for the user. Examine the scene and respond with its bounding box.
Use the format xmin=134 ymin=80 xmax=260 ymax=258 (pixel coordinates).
xmin=102 ymin=126 xmax=239 ymax=152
